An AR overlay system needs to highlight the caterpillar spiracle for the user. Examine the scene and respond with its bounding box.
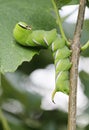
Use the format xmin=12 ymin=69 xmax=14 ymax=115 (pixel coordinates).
xmin=13 ymin=22 xmax=72 ymax=101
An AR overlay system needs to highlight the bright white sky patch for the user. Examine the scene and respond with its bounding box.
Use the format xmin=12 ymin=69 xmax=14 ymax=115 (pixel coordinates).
xmin=60 ymin=5 xmax=89 ymax=23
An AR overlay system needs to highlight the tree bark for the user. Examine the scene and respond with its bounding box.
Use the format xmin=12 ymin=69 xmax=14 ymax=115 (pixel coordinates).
xmin=67 ymin=0 xmax=86 ymax=130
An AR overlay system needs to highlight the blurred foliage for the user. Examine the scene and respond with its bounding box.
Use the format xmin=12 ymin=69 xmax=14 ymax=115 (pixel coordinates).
xmin=0 ymin=60 xmax=89 ymax=130
xmin=63 ymin=20 xmax=89 ymax=57
xmin=79 ymin=71 xmax=89 ymax=98
xmin=54 ymin=0 xmax=72 ymax=9
xmin=0 ymin=73 xmax=69 ymax=130
xmin=0 ymin=0 xmax=89 ymax=130
xmin=79 ymin=70 xmax=89 ymax=125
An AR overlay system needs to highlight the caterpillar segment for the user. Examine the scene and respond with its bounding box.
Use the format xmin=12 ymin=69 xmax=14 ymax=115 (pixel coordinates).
xmin=51 ymin=38 xmax=72 ymax=102
xmin=13 ymin=22 xmax=72 ymax=102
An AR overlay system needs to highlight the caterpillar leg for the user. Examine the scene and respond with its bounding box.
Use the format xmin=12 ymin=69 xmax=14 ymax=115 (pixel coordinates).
xmin=52 ymin=71 xmax=70 ymax=103
xmin=52 ymin=61 xmax=72 ymax=103
xmin=52 ymin=79 xmax=70 ymax=103
xmin=52 ymin=89 xmax=56 ymax=103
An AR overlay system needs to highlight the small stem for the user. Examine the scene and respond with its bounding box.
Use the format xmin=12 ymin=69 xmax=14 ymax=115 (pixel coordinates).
xmin=81 ymin=40 xmax=89 ymax=51
xmin=0 ymin=73 xmax=1 ymax=89
xmin=51 ymin=0 xmax=70 ymax=46
xmin=67 ymin=0 xmax=86 ymax=130
xmin=0 ymin=108 xmax=11 ymax=130
xmin=0 ymin=74 xmax=10 ymax=130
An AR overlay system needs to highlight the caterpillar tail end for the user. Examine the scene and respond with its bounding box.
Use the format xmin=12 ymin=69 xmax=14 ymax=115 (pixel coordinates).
xmin=51 ymin=89 xmax=56 ymax=104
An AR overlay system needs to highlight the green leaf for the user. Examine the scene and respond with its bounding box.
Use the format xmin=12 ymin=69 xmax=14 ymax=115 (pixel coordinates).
xmin=53 ymin=0 xmax=79 ymax=9
xmin=0 ymin=0 xmax=56 ymax=73
xmin=54 ymin=0 xmax=71 ymax=9
xmin=69 ymin=0 xmax=89 ymax=7
xmin=69 ymin=0 xmax=79 ymax=5
xmin=86 ymin=0 xmax=89 ymax=7
xmin=80 ymin=20 xmax=89 ymax=57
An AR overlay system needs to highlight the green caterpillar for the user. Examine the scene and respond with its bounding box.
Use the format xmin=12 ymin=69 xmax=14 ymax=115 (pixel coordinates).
xmin=13 ymin=22 xmax=72 ymax=101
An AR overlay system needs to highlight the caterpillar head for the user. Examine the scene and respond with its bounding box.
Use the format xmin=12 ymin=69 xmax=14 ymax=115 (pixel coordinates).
xmin=13 ymin=22 xmax=32 ymax=46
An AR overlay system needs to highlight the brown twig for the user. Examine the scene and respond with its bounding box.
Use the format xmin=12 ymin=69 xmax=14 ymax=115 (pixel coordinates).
xmin=67 ymin=0 xmax=86 ymax=130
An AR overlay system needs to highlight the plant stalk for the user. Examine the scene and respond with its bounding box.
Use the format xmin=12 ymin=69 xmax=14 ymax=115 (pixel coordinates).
xmin=0 ymin=108 xmax=11 ymax=130
xmin=67 ymin=0 xmax=86 ymax=130
xmin=0 ymin=74 xmax=11 ymax=130
xmin=51 ymin=0 xmax=70 ymax=45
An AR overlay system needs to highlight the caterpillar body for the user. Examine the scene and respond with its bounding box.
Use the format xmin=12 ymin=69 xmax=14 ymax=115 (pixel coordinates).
xmin=13 ymin=22 xmax=72 ymax=101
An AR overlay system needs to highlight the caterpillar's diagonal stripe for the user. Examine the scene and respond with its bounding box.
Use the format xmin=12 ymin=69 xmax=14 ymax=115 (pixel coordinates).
xmin=32 ymin=39 xmax=42 ymax=46
xmin=43 ymin=37 xmax=49 ymax=46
